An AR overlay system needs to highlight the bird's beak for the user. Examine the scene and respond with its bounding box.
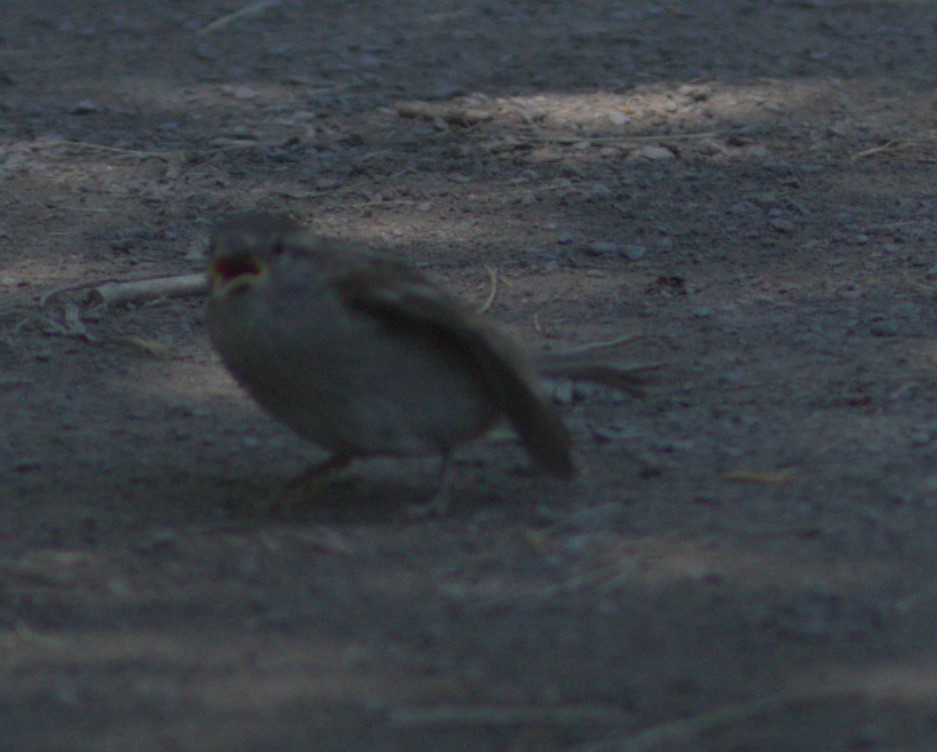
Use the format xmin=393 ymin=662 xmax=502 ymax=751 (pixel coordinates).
xmin=209 ymin=254 xmax=269 ymax=298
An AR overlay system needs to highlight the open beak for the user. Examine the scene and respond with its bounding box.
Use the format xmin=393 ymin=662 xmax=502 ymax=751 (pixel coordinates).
xmin=209 ymin=254 xmax=269 ymax=297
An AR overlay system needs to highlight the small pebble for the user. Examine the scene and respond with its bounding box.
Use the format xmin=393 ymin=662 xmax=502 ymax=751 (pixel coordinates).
xmin=70 ymin=99 xmax=97 ymax=115
xmin=231 ymin=85 xmax=257 ymax=100
xmin=587 ymin=184 xmax=613 ymax=199
xmin=587 ymin=240 xmax=619 ymax=256
xmin=630 ymin=145 xmax=675 ymax=161
xmin=590 ymin=422 xmax=638 ymax=443
xmin=572 ymin=382 xmax=604 ymax=400
xmin=552 ymin=380 xmax=574 ymax=405
xmin=267 ymin=43 xmax=293 ymax=57
xmin=870 ymin=319 xmax=899 ymax=337
xmin=525 ymin=245 xmax=560 ymax=258
xmin=107 ymin=579 xmax=133 ymax=598
xmin=622 ymin=243 xmax=647 ymax=261
xmin=148 ymin=527 xmax=180 ymax=550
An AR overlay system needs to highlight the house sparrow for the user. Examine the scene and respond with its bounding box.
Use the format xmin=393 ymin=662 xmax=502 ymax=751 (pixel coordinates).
xmin=206 ymin=213 xmax=575 ymax=495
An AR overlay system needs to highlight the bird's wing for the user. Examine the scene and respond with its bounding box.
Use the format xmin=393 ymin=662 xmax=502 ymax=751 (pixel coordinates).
xmin=334 ymin=261 xmax=574 ymax=478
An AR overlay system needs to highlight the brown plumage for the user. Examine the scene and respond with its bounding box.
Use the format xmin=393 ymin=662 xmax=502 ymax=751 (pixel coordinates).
xmin=206 ymin=213 xmax=574 ymax=481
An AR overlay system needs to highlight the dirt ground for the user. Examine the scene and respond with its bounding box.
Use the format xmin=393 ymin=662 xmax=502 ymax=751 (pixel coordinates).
xmin=4 ymin=0 xmax=937 ymax=749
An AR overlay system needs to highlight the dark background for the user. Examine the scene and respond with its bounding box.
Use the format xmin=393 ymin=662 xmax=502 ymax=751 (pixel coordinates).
xmin=3 ymin=1 xmax=937 ymax=749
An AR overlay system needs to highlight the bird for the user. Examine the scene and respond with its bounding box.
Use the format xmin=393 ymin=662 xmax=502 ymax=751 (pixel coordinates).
xmin=205 ymin=212 xmax=575 ymax=507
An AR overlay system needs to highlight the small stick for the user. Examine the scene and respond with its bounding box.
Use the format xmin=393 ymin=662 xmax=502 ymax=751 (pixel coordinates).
xmin=31 ymin=139 xmax=181 ymax=162
xmin=574 ymin=689 xmax=863 ymax=752
xmin=895 ymin=580 xmax=937 ymax=613
xmin=389 ymin=703 xmax=629 ymax=727
xmin=849 ymin=137 xmax=937 ymax=162
xmin=395 ymin=101 xmax=494 ymax=126
xmin=722 ymin=469 xmax=794 ymax=485
xmin=533 ymin=333 xmax=663 ymax=390
xmin=476 ymin=266 xmax=499 ymax=314
xmin=542 ymin=333 xmax=650 ymax=356
xmin=199 ymin=0 xmax=284 ymax=34
xmin=88 ymin=274 xmax=207 ymax=306
xmin=40 ymin=274 xmax=207 ymax=308
xmin=850 ymin=139 xmax=908 ymax=161
xmin=520 ymin=130 xmax=719 ymax=145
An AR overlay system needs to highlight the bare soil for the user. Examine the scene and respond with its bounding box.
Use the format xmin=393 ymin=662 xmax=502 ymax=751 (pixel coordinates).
xmin=4 ymin=1 xmax=937 ymax=749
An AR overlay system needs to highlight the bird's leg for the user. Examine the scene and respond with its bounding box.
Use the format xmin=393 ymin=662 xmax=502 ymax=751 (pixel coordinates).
xmin=286 ymin=454 xmax=352 ymax=489
xmin=406 ymin=450 xmax=453 ymax=519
